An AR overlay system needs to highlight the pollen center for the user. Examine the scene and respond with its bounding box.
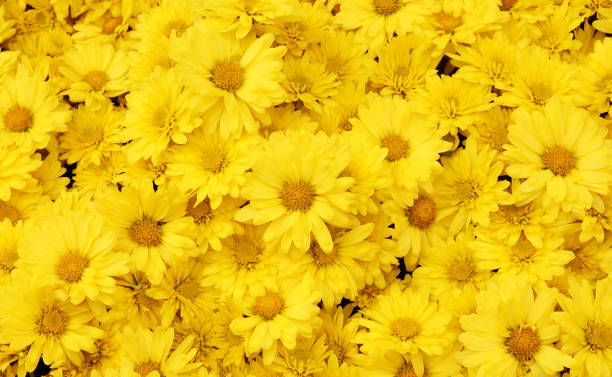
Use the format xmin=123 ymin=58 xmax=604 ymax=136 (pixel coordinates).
xmin=507 ymin=327 xmax=539 ymax=362
xmin=212 ymin=61 xmax=244 ymax=92
xmin=85 ymin=70 xmax=109 ymax=91
xmin=39 ymin=307 xmax=67 ymax=336
xmin=56 ymin=252 xmax=89 ymax=283
xmin=129 ymin=216 xmax=162 ymax=247
xmin=513 ymin=237 xmax=537 ymax=261
xmin=309 ymin=241 xmax=337 ymax=267
xmin=202 ymin=149 xmax=226 ymax=173
xmin=398 ymin=363 xmax=418 ymax=377
xmin=0 ymin=201 xmax=21 ymax=224
xmin=448 ymin=260 xmax=474 ymax=282
xmin=4 ymin=105 xmax=32 ymax=132
xmin=529 ymin=82 xmax=552 ymax=105
xmin=373 ymin=0 xmax=402 ymax=15
xmin=406 ymin=195 xmax=436 ymax=229
xmin=542 ymin=146 xmax=575 ymax=176
xmin=381 ymin=135 xmax=409 ymax=161
xmin=586 ymin=322 xmax=612 ymax=350
xmin=456 ymin=180 xmax=480 ymax=203
xmin=437 ymin=13 xmax=462 ymax=33
xmin=281 ymin=181 xmax=315 ymax=212
xmin=500 ymin=0 xmax=518 ymax=10
xmin=233 ymin=238 xmax=262 ymax=269
xmin=186 ymin=197 xmax=212 ymax=224
xmin=134 ymin=361 xmax=159 ymax=377
xmin=391 ymin=317 xmax=421 ymax=341
xmin=254 ymin=290 xmax=284 ymax=320
xmin=176 ymin=279 xmax=201 ymax=299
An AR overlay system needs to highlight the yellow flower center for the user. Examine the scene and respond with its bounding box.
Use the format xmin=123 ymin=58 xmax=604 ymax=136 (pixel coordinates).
xmin=0 ymin=250 xmax=17 ymax=274
xmin=0 ymin=201 xmax=21 ymax=224
xmin=4 ymin=105 xmax=32 ymax=132
xmin=500 ymin=0 xmax=518 ymax=10
xmin=436 ymin=13 xmax=462 ymax=33
xmin=56 ymin=252 xmax=89 ymax=283
xmin=211 ymin=61 xmax=244 ymax=92
xmin=102 ymin=16 xmax=122 ymax=34
xmin=529 ymin=82 xmax=552 ymax=105
xmin=326 ymin=339 xmax=345 ymax=361
xmin=134 ymin=361 xmax=159 ymax=377
xmin=455 ymin=180 xmax=480 ymax=204
xmin=398 ymin=363 xmax=418 ymax=377
xmin=499 ymin=204 xmax=531 ymax=226
xmin=406 ymin=195 xmax=436 ymax=229
xmin=586 ymin=321 xmax=612 ymax=350
xmin=381 ymin=135 xmax=409 ymax=161
xmin=38 ymin=306 xmax=67 ymax=336
xmin=186 ymin=196 xmax=212 ymax=224
xmin=309 ymin=241 xmax=337 ymax=267
xmin=254 ymin=290 xmax=284 ymax=320
xmin=129 ymin=216 xmax=162 ymax=247
xmin=202 ymin=149 xmax=226 ymax=173
xmin=85 ymin=338 xmax=113 ymax=368
xmin=541 ymin=146 xmax=575 ymax=176
xmin=338 ymin=114 xmax=353 ymax=131
xmin=391 ymin=318 xmax=421 ymax=341
xmin=233 ymin=238 xmax=262 ymax=269
xmin=281 ymin=181 xmax=315 ymax=212
xmin=85 ymin=70 xmax=109 ymax=91
xmin=373 ymin=0 xmax=402 ymax=15
xmin=356 ymin=284 xmax=382 ymax=308
xmin=448 ymin=260 xmax=474 ymax=282
xmin=567 ymin=248 xmax=594 ymax=273
xmin=176 ymin=279 xmax=201 ymax=300
xmin=513 ymin=237 xmax=537 ymax=261
xmin=507 ymin=327 xmax=539 ymax=362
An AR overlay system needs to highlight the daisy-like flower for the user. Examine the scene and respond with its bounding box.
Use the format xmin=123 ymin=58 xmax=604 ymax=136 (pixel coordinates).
xmin=561 ymin=231 xmax=612 ymax=286
xmin=351 ymin=94 xmax=449 ymax=197
xmin=202 ymin=224 xmax=281 ymax=300
xmin=119 ymin=326 xmax=200 ymax=377
xmin=282 ymin=54 xmax=339 ymax=113
xmin=0 ymin=282 xmax=105 ymax=373
xmin=574 ymin=194 xmax=612 ymax=242
xmin=457 ymin=276 xmax=571 ymax=376
xmin=0 ymin=148 xmax=42 ymax=201
xmin=0 ymin=66 xmax=70 ymax=152
xmin=316 ymin=82 xmax=367 ymax=135
xmin=235 ymin=131 xmax=358 ymax=253
xmin=271 ymin=334 xmax=330 ymax=376
xmin=0 ymin=5 xmax=15 ymax=44
xmin=552 ymin=277 xmax=612 ymax=377
xmin=185 ymin=194 xmax=244 ymax=252
xmin=170 ymin=20 xmax=287 ymax=137
xmin=172 ymin=314 xmax=223 ymax=369
xmin=354 ymin=284 xmax=453 ymax=369
xmin=335 ymin=0 xmax=432 ymax=47
xmin=146 ymin=257 xmax=218 ymax=327
xmin=0 ymin=189 xmax=44 ymax=224
xmin=503 ymin=99 xmax=612 ymax=211
xmin=411 ymin=74 xmax=496 ymax=135
xmin=229 ymin=274 xmax=322 ymax=365
xmin=59 ymin=43 xmax=129 ymax=109
xmin=113 ymin=272 xmax=162 ymax=329
xmin=433 ymin=137 xmax=512 ymax=235
xmin=59 ymin=103 xmax=124 ymax=168
xmin=318 ymin=307 xmax=360 ymax=367
xmin=166 ymin=128 xmax=259 ymax=209
xmin=72 ymin=152 xmax=128 ymax=199
xmin=359 ymin=349 xmax=463 ymax=377
xmin=94 ymin=184 xmax=198 ymax=284
xmin=130 ymin=0 xmax=199 ymax=44
xmin=312 ymin=30 xmax=369 ymax=87
xmin=532 ymin=1 xmax=583 ymax=55
xmin=259 ymin=104 xmax=317 ymax=140
xmin=16 ymin=210 xmax=129 ymax=306
xmin=0 ymin=219 xmax=21 ymax=284
xmin=467 ymin=105 xmax=513 ymax=154
xmin=291 ymin=223 xmax=377 ymax=309
xmin=122 ymin=68 xmax=203 ymax=164
xmin=573 ymin=37 xmax=612 ymax=114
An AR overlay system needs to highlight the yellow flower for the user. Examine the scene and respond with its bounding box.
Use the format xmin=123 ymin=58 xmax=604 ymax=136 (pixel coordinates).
xmin=271 ymin=334 xmax=330 ymax=376
xmin=503 ymin=99 xmax=612 ymax=211
xmin=113 ymin=272 xmax=162 ymax=329
xmin=552 ymin=277 xmax=612 ymax=377
xmin=282 ymin=54 xmax=339 ymax=113
xmin=574 ymin=194 xmax=612 ymax=242
xmin=573 ymin=38 xmax=612 ymax=114
xmin=318 ymin=307 xmax=360 ymax=367
xmin=0 ymin=148 xmax=42 ymax=202
xmin=0 ymin=5 xmax=15 ymax=43
xmin=0 ymin=219 xmax=21 ymax=285
xmin=457 ymin=276 xmax=571 ymax=376
xmin=170 ymin=20 xmax=286 ymax=137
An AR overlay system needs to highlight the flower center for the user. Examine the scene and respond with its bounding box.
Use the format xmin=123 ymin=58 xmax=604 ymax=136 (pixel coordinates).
xmin=85 ymin=70 xmax=109 ymax=91
xmin=4 ymin=105 xmax=32 ymax=132
xmin=233 ymin=238 xmax=262 ymax=269
xmin=500 ymin=0 xmax=518 ymax=10
xmin=406 ymin=195 xmax=436 ymax=229
xmin=56 ymin=252 xmax=89 ymax=283
xmin=448 ymin=260 xmax=474 ymax=282
xmin=211 ymin=61 xmax=243 ymax=92
xmin=309 ymin=241 xmax=337 ymax=267
xmin=381 ymin=135 xmax=409 ymax=161
xmin=512 ymin=237 xmax=537 ymax=261
xmin=499 ymin=204 xmax=531 ymax=226
xmin=455 ymin=180 xmax=480 ymax=204
xmin=436 ymin=13 xmax=462 ymax=33
xmin=506 ymin=327 xmax=539 ymax=362
xmin=338 ymin=114 xmax=353 ymax=131
xmin=567 ymin=248 xmax=593 ymax=273
xmin=0 ymin=201 xmax=21 ymax=224
xmin=129 ymin=216 xmax=162 ymax=247
xmin=134 ymin=361 xmax=159 ymax=377
xmin=176 ymin=279 xmax=201 ymax=299
xmin=186 ymin=196 xmax=212 ymax=224
xmin=398 ymin=363 xmax=418 ymax=377
xmin=391 ymin=318 xmax=421 ymax=341
xmin=0 ymin=249 xmax=17 ymax=274
xmin=281 ymin=181 xmax=315 ymax=212
xmin=202 ymin=149 xmax=226 ymax=173
xmin=164 ymin=19 xmax=189 ymax=38
xmin=38 ymin=307 xmax=67 ymax=336
xmin=586 ymin=321 xmax=612 ymax=350
xmin=529 ymin=82 xmax=552 ymax=105
xmin=254 ymin=290 xmax=284 ymax=320
xmin=102 ymin=16 xmax=122 ymax=34
xmin=357 ymin=284 xmax=382 ymax=307
xmin=373 ymin=0 xmax=402 ymax=15
xmin=541 ymin=146 xmax=575 ymax=176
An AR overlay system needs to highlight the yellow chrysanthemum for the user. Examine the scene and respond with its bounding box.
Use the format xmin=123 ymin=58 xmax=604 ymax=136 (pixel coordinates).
xmin=113 ymin=272 xmax=162 ymax=329
xmin=172 ymin=314 xmax=223 ymax=369
xmin=318 ymin=307 xmax=360 ymax=367
xmin=503 ymin=99 xmax=612 ymax=211
xmin=282 ymin=54 xmax=339 ymax=113
xmin=0 ymin=219 xmax=21 ymax=285
xmin=0 ymin=148 xmax=42 ymax=202
xmin=358 ymin=349 xmax=463 ymax=377
xmin=259 ymin=104 xmax=317 ymax=140
xmin=72 ymin=152 xmax=128 ymax=199
xmin=573 ymin=38 xmax=612 ymax=114
xmin=271 ymin=334 xmax=330 ymax=376
xmin=170 ymin=20 xmax=286 ymax=137
xmin=0 ymin=189 xmax=45 ymax=225
xmin=0 ymin=5 xmax=15 ymax=44
xmin=574 ymin=194 xmax=612 ymax=243
xmin=457 ymin=276 xmax=571 ymax=376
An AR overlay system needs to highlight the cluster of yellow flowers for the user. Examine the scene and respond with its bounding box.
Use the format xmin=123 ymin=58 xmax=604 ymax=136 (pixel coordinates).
xmin=1 ymin=0 xmax=612 ymax=376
